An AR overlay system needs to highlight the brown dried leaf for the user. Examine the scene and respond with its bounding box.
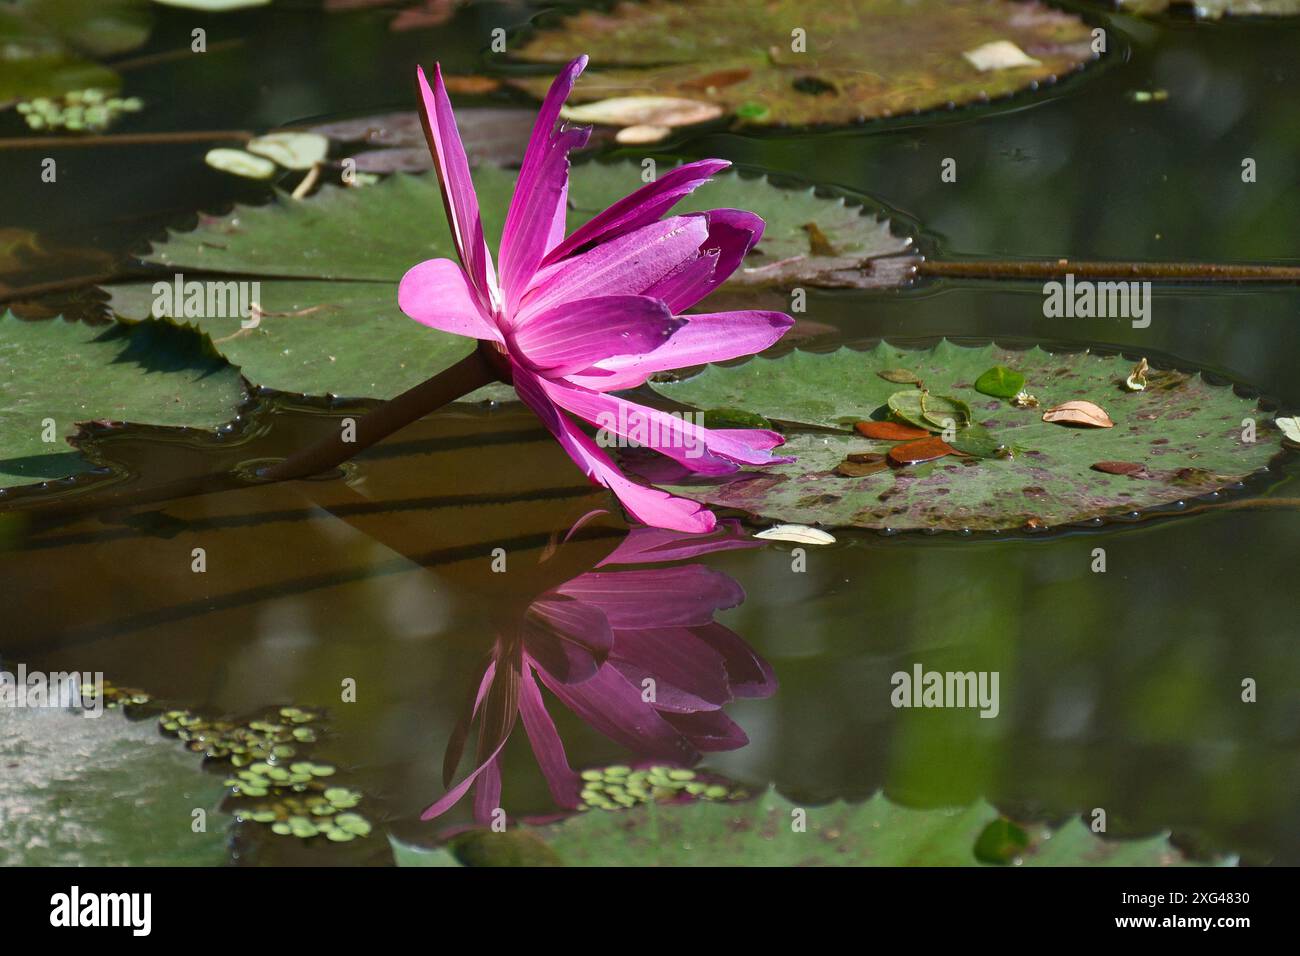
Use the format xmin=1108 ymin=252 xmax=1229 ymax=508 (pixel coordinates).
xmin=802 ymin=222 xmax=837 ymax=256
xmin=855 ymin=420 xmax=931 ymax=440
xmin=443 ymin=75 xmax=502 ymax=95
xmin=836 ymin=458 xmax=889 ymax=477
xmin=1042 ymin=400 xmax=1114 ymax=428
xmin=1091 ymin=461 xmax=1150 ymax=477
xmin=888 ymin=436 xmax=956 ymax=465
xmin=877 ymin=368 xmax=923 ymax=385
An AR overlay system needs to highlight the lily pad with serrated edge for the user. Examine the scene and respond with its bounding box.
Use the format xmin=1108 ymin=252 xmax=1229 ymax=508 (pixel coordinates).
xmin=647 ymin=341 xmax=1279 ymax=531
xmin=1117 ymin=0 xmax=1300 ymax=18
xmin=510 ymin=0 xmax=1096 ymax=127
xmin=103 ymin=163 xmax=914 ymax=400
xmin=0 ymin=313 xmax=246 ymax=490
xmin=391 ymin=787 xmax=1218 ymax=867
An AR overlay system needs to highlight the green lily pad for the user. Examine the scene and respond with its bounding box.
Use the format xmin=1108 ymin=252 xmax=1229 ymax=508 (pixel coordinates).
xmin=0 ymin=0 xmax=152 ymax=106
xmin=0 ymin=313 xmax=245 ymax=489
xmin=104 ymin=164 xmax=914 ymax=399
xmin=0 ymin=708 xmax=230 ymax=866
xmin=648 ymin=341 xmax=1278 ymax=531
xmin=1117 ymin=0 xmax=1300 ymax=17
xmin=391 ymin=788 xmax=1214 ymax=866
xmin=511 ymin=0 xmax=1096 ymax=127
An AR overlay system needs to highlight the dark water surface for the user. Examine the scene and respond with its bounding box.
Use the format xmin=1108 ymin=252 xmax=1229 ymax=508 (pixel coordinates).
xmin=2 ymin=1 xmax=1298 ymax=864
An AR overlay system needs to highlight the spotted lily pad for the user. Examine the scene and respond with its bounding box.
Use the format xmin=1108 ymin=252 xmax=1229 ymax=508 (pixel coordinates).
xmin=391 ymin=787 xmax=1213 ymax=866
xmin=104 ymin=164 xmax=914 ymax=399
xmin=0 ymin=313 xmax=245 ymax=489
xmin=648 ymin=342 xmax=1277 ymax=531
xmin=510 ymin=0 xmax=1096 ymax=127
xmin=1117 ymin=0 xmax=1300 ymax=17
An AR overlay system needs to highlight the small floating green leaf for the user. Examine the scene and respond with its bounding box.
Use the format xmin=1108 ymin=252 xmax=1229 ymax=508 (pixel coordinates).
xmin=204 ymin=147 xmax=276 ymax=180
xmin=974 ymin=365 xmax=1026 ymax=399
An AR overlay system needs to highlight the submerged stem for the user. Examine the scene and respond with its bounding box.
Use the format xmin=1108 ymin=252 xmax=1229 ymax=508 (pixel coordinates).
xmin=259 ymin=348 xmax=500 ymax=482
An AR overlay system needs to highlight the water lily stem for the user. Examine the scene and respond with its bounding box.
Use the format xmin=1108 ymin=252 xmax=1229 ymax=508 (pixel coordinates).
xmin=0 ymin=130 xmax=256 ymax=150
xmin=259 ymin=349 xmax=499 ymax=482
xmin=917 ymin=259 xmax=1300 ymax=282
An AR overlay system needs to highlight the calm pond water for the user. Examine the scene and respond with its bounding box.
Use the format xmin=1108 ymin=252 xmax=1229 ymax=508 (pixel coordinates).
xmin=2 ymin=1 xmax=1298 ymax=865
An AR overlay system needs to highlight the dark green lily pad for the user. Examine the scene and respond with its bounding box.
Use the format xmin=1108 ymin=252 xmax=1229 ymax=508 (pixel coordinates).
xmin=0 ymin=0 xmax=151 ymax=107
xmin=0 ymin=708 xmax=230 ymax=866
xmin=104 ymin=164 xmax=914 ymax=399
xmin=391 ymin=788 xmax=1213 ymax=866
xmin=648 ymin=342 xmax=1277 ymax=531
xmin=1117 ymin=0 xmax=1300 ymax=17
xmin=0 ymin=313 xmax=245 ymax=488
xmin=511 ymin=0 xmax=1096 ymax=127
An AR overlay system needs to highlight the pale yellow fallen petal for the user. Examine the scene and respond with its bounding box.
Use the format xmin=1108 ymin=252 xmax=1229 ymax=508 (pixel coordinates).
xmin=615 ymin=124 xmax=671 ymax=144
xmin=561 ymin=96 xmax=723 ymax=128
xmin=754 ymin=524 xmax=837 ymax=546
xmin=963 ymin=40 xmax=1041 ymax=72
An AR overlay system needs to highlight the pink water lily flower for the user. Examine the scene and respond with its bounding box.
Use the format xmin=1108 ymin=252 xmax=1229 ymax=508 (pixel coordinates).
xmin=399 ymin=55 xmax=794 ymax=533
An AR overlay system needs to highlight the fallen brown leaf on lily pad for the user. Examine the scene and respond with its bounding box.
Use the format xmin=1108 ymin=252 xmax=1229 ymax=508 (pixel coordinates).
xmin=877 ymin=368 xmax=923 ymax=385
xmin=888 ymin=436 xmax=957 ymax=465
xmin=1091 ymin=461 xmax=1150 ymax=477
xmin=836 ymin=458 xmax=889 ymax=477
xmin=855 ymin=420 xmax=931 ymax=441
xmin=1042 ymin=400 xmax=1114 ymax=428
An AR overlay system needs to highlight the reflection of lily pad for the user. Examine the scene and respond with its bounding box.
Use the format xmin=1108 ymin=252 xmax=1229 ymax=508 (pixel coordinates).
xmin=648 ymin=342 xmax=1277 ymax=531
xmin=391 ymin=788 xmax=1213 ymax=866
xmin=1117 ymin=0 xmax=1300 ymax=17
xmin=0 ymin=313 xmax=245 ymax=488
xmin=105 ymin=164 xmax=914 ymax=399
xmin=511 ymin=0 xmax=1096 ymax=127
xmin=0 ymin=708 xmax=230 ymax=866
xmin=0 ymin=0 xmax=151 ymax=106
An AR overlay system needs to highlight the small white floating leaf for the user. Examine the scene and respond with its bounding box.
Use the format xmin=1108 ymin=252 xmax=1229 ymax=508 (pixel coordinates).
xmin=963 ymin=40 xmax=1041 ymax=72
xmin=560 ymin=96 xmax=723 ymax=128
xmin=204 ymin=148 xmax=276 ymax=180
xmin=754 ymin=524 xmax=836 ymax=545
xmin=246 ymin=132 xmax=329 ymax=171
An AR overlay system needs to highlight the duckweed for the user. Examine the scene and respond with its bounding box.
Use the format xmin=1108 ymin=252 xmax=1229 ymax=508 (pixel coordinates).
xmin=576 ymin=765 xmax=747 ymax=812
xmin=16 ymin=90 xmax=143 ymax=133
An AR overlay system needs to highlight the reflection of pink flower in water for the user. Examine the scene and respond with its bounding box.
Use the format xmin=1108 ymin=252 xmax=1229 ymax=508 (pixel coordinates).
xmin=423 ymin=522 xmax=776 ymax=822
xmin=399 ymin=55 xmax=793 ymax=534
